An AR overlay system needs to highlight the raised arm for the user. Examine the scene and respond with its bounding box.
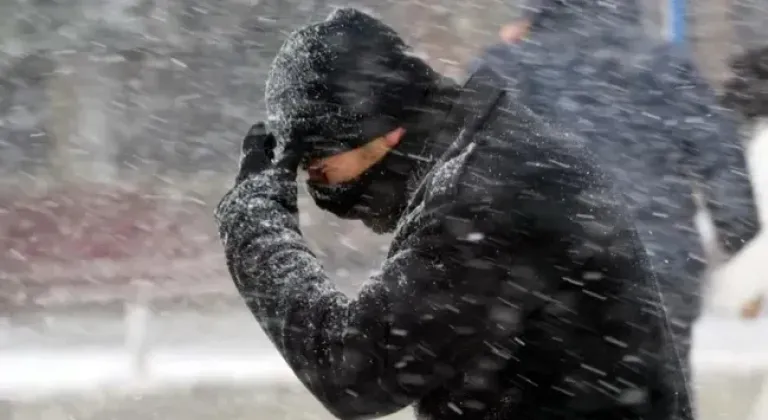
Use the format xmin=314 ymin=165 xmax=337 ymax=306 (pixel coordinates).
xmin=214 ymin=125 xmax=526 ymax=419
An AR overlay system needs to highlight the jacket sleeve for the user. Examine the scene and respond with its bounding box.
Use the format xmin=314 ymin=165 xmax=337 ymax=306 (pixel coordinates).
xmin=656 ymin=46 xmax=760 ymax=256
xmin=214 ymin=168 xmax=526 ymax=419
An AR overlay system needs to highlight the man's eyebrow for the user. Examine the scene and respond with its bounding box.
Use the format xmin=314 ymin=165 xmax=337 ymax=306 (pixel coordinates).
xmin=307 ymin=159 xmax=326 ymax=169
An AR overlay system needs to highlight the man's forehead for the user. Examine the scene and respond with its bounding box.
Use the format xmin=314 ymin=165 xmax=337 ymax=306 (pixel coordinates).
xmin=303 ymin=135 xmax=355 ymax=161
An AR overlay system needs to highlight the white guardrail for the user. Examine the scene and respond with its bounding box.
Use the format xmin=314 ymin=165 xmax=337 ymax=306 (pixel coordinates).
xmin=1 ymin=295 xmax=767 ymax=402
xmin=1 ymin=333 xmax=766 ymax=400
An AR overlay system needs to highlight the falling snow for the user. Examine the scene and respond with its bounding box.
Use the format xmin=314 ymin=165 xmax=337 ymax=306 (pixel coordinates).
xmin=2 ymin=0 xmax=768 ymax=420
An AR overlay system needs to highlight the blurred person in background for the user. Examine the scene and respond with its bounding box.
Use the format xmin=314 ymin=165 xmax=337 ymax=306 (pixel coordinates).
xmin=480 ymin=0 xmax=762 ymax=412
xmin=498 ymin=19 xmax=530 ymax=44
xmin=215 ymin=8 xmax=690 ymax=420
xmin=714 ymin=45 xmax=768 ymax=319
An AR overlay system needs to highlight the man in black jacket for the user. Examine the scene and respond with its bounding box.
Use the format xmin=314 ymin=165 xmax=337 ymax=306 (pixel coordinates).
xmin=215 ymin=8 xmax=689 ymax=420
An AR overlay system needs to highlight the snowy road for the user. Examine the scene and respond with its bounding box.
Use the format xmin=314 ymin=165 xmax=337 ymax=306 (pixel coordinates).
xmin=5 ymin=303 xmax=765 ymax=353
xmin=2 ymin=305 xmax=768 ymax=420
xmin=4 ymin=374 xmax=765 ymax=420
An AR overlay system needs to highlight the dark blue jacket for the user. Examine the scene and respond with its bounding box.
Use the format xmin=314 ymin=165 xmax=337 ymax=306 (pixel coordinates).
xmin=471 ymin=3 xmax=760 ymax=418
xmin=476 ymin=0 xmax=759 ymax=344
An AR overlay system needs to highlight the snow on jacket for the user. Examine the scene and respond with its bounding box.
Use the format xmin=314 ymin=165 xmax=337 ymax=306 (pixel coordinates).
xmin=215 ymin=63 xmax=687 ymax=420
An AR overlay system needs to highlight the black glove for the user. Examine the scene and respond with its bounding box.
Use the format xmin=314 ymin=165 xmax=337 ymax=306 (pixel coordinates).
xmin=236 ymin=122 xmax=302 ymax=183
xmin=236 ymin=122 xmax=275 ymax=182
xmin=219 ymin=122 xmax=303 ymax=218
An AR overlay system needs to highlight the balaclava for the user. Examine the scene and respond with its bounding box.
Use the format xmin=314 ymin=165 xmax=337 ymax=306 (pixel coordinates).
xmin=265 ymin=8 xmax=456 ymax=233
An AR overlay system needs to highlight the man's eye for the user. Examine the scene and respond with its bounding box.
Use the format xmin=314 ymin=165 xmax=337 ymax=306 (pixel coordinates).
xmin=308 ymin=166 xmax=328 ymax=183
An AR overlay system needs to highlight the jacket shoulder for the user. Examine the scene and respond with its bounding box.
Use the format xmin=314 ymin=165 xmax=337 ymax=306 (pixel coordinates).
xmin=434 ymin=96 xmax=618 ymax=224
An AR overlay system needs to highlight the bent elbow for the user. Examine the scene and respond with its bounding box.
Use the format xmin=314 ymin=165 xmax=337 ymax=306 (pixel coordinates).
xmin=315 ymin=385 xmax=410 ymax=420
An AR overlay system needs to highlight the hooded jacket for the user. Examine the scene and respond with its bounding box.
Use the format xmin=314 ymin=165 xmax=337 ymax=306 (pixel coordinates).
xmin=216 ymin=60 xmax=687 ymax=419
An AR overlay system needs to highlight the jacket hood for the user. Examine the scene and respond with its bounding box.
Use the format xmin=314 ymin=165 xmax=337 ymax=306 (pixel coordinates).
xmin=524 ymin=0 xmax=643 ymax=29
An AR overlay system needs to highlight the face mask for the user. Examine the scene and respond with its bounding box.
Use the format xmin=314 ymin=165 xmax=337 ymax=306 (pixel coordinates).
xmin=306 ymin=129 xmax=428 ymax=234
xmin=306 ymin=158 xmax=409 ymax=233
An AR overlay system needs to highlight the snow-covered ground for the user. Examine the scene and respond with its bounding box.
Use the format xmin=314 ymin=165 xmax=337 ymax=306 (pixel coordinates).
xmin=0 ymin=303 xmax=767 ymax=420
xmin=0 ymin=304 xmax=417 ymax=420
xmin=4 ymin=307 xmax=767 ymax=401
xmin=0 ymin=316 xmax=767 ymax=397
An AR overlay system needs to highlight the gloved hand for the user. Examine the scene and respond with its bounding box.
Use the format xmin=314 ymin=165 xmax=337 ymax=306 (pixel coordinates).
xmin=236 ymin=122 xmax=302 ymax=183
xmin=215 ymin=122 xmax=304 ymax=264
